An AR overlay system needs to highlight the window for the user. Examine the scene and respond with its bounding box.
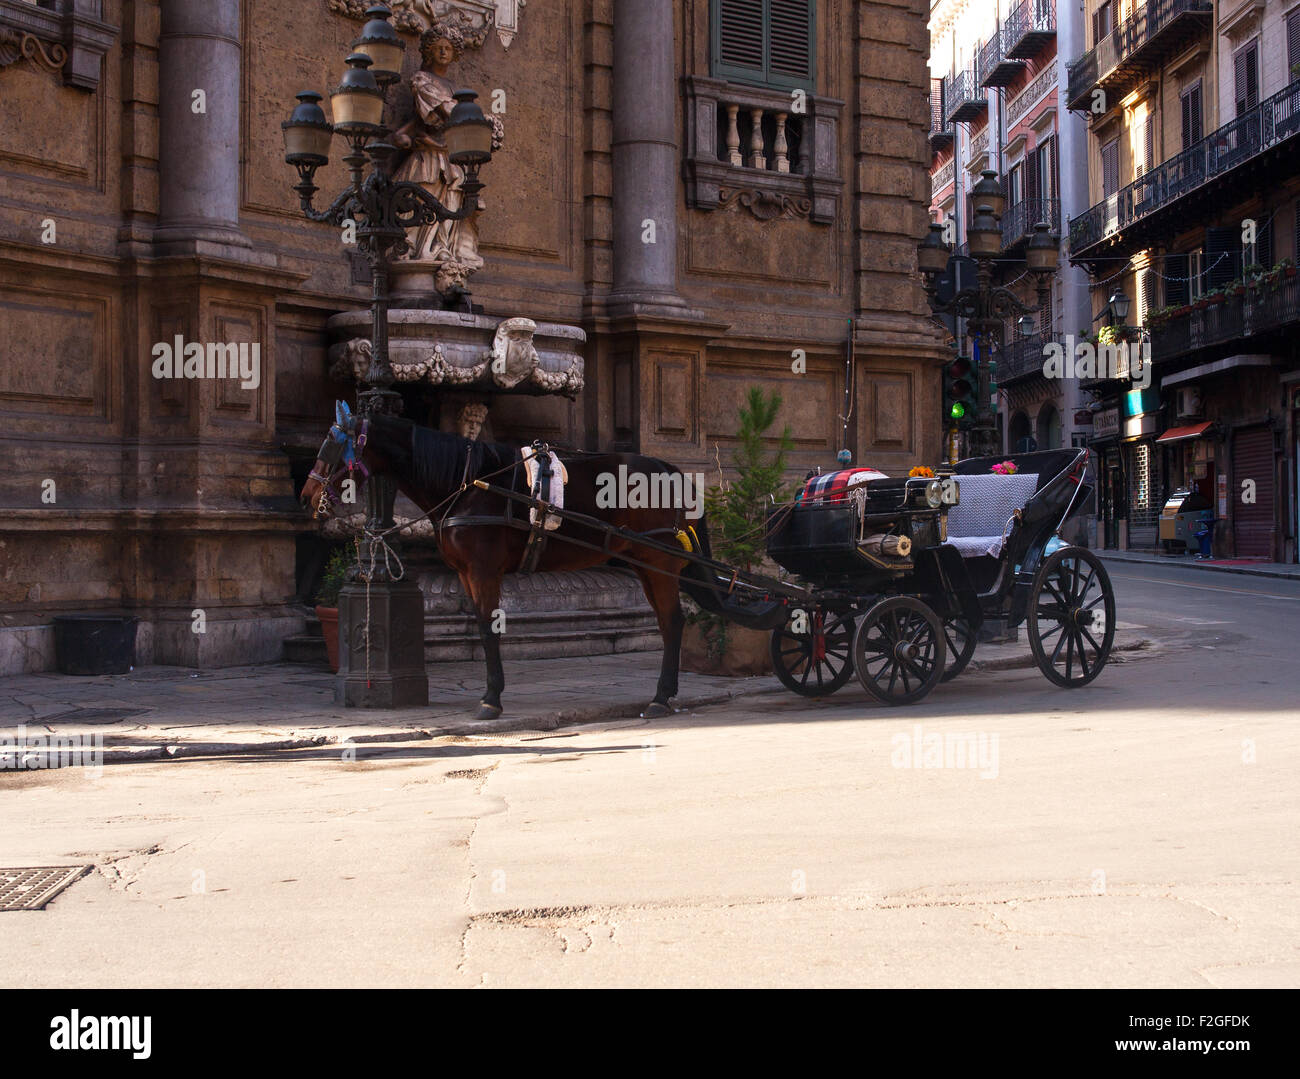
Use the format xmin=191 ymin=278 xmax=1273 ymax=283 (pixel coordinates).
xmin=1133 ymin=116 xmax=1154 ymax=177
xmin=1101 ymin=138 xmax=1120 ymax=198
xmin=1033 ymin=137 xmax=1055 ymax=202
xmin=1188 ymin=249 xmax=1206 ymax=299
xmin=1008 ymin=162 xmax=1024 ymax=206
xmin=1180 ymin=81 xmax=1203 ymax=150
xmin=712 ymin=0 xmax=816 ymax=91
xmin=1289 ymin=8 xmax=1300 ymax=83
xmin=1165 ymin=253 xmax=1190 ymax=306
xmin=1206 ymin=226 xmax=1242 ymax=288
xmin=1234 ymin=39 xmax=1259 ymax=116
xmin=1245 ymin=218 xmax=1273 ymax=269
xmin=1093 ymin=2 xmax=1113 ymax=45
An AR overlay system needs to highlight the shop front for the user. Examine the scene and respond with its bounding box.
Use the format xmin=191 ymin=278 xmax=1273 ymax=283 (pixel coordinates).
xmin=1119 ymin=387 xmax=1161 ymax=551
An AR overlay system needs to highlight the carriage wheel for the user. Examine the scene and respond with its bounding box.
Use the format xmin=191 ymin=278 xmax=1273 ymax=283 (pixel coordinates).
xmin=852 ymin=597 xmax=946 ymax=706
xmin=770 ymin=607 xmax=856 ymax=698
xmin=940 ymin=616 xmax=977 ymax=682
xmin=1028 ymin=546 xmax=1116 ymax=689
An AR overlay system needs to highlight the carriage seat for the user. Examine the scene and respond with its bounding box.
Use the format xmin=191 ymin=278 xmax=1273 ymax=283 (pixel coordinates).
xmin=943 ymin=473 xmax=1039 ymax=559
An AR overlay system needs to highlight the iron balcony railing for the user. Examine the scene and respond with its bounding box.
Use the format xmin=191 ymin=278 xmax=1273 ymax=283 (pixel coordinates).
xmin=944 ymin=65 xmax=988 ymax=125
xmin=998 ymin=333 xmax=1054 ymax=385
xmin=1003 ymin=0 xmax=1056 ymax=60
xmin=1066 ymin=0 xmax=1212 ymax=111
xmin=980 ymin=30 xmax=1024 ymax=88
xmin=930 ymin=77 xmax=953 ymax=148
xmin=1151 ymin=273 xmax=1300 ymax=363
xmin=1001 ymin=197 xmax=1060 ymax=249
xmin=1070 ymin=78 xmax=1300 ymax=256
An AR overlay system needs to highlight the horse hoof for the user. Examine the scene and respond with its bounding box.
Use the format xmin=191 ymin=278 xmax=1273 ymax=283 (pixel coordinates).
xmin=473 ymin=703 xmax=503 ymax=721
xmin=641 ymin=701 xmax=672 ymax=719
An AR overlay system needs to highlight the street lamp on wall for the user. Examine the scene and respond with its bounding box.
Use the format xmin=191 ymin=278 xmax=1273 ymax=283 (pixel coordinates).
xmin=1108 ymin=287 xmax=1131 ymax=324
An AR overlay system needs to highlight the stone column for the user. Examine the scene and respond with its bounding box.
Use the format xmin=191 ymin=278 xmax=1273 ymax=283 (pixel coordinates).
xmin=610 ymin=0 xmax=682 ymax=309
xmin=154 ymin=0 xmax=249 ymax=251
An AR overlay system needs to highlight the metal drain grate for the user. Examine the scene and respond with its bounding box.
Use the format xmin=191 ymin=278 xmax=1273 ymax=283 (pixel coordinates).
xmin=0 ymin=866 xmax=90 ymax=911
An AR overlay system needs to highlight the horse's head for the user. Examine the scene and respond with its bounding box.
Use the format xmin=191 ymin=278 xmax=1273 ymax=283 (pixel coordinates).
xmin=301 ymin=400 xmax=371 ymax=519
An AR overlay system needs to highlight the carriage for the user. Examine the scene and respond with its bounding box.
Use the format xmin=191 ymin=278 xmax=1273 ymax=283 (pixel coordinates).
xmin=758 ymin=447 xmax=1116 ymax=705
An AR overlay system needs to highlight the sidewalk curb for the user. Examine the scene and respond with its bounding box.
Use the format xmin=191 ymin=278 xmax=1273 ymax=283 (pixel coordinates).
xmin=1099 ymin=553 xmax=1300 ymax=581
xmin=968 ymin=636 xmax=1154 ymax=674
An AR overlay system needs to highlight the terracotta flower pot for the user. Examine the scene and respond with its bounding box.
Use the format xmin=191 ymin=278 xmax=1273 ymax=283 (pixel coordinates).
xmin=315 ymin=605 xmax=340 ymax=673
xmin=680 ymin=621 xmax=773 ymax=677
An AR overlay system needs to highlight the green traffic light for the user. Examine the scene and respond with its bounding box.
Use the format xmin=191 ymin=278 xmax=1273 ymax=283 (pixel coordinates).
xmin=950 ymin=402 xmax=966 ymax=419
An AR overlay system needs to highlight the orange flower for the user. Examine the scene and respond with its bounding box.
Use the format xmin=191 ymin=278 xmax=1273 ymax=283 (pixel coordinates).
xmin=908 ymin=465 xmax=935 ymax=478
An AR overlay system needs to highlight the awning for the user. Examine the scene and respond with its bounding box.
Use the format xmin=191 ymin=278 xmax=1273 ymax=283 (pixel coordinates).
xmin=1157 ymin=422 xmax=1213 ymax=444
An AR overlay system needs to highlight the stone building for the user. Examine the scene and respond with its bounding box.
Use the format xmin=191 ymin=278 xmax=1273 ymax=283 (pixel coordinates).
xmin=1065 ymin=0 xmax=1300 ymax=560
xmin=0 ymin=0 xmax=945 ymax=673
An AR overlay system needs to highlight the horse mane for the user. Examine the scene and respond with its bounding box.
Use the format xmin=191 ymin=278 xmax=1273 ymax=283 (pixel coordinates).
xmin=367 ymin=414 xmax=518 ymax=494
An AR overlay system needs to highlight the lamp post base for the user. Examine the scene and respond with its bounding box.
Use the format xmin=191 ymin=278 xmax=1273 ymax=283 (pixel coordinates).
xmin=335 ymin=579 xmax=429 ymax=708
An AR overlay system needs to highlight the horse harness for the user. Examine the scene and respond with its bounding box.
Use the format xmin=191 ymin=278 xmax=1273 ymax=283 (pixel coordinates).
xmin=308 ymin=414 xmax=369 ymax=518
xmin=440 ymin=440 xmax=557 ymax=574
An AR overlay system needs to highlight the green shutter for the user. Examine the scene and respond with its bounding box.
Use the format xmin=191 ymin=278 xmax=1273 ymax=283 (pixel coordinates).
xmin=712 ymin=0 xmax=815 ymax=91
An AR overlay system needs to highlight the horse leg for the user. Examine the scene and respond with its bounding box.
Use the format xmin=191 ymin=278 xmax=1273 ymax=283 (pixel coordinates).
xmin=634 ymin=559 xmax=686 ymax=718
xmin=463 ymin=569 xmax=506 ymax=721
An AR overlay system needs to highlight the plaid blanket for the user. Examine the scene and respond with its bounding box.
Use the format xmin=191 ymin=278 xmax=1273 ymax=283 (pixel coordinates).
xmin=799 ymin=467 xmax=888 ymax=503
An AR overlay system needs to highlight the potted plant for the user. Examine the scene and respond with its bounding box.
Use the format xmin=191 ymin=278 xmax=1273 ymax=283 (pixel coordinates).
xmin=682 ymin=387 xmax=793 ymax=677
xmin=314 ymin=546 xmax=351 ymax=672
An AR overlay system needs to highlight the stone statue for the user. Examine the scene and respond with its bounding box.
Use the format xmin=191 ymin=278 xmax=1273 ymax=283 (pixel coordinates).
xmin=456 ymin=401 xmax=489 ymax=440
xmin=390 ymin=20 xmax=505 ymax=300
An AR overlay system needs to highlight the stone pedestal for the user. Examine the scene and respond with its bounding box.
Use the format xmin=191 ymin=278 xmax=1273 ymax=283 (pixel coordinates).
xmin=336 ymin=579 xmax=429 ymax=707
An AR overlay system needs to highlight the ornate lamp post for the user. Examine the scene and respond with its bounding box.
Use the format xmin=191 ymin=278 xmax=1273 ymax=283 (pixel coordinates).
xmin=282 ymin=4 xmax=495 ymax=707
xmin=918 ymin=171 xmax=1060 ymax=458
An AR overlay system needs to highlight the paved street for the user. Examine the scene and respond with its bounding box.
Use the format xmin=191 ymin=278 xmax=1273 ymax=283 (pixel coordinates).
xmin=2 ymin=558 xmax=1298 ymax=988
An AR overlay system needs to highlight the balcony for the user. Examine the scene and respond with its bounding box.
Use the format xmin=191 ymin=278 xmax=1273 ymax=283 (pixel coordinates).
xmin=1151 ymin=272 xmax=1300 ymax=364
xmin=1001 ymin=197 xmax=1061 ymax=251
xmin=1004 ymin=0 xmax=1056 ymax=60
xmin=980 ymin=30 xmax=1024 ymax=88
xmin=1069 ymin=78 xmax=1300 ymax=259
xmin=929 ymin=78 xmax=953 ymax=150
xmin=1065 ymin=0 xmax=1212 ymax=113
xmin=997 ymin=334 xmax=1054 ymax=387
xmin=945 ymin=66 xmax=987 ymax=125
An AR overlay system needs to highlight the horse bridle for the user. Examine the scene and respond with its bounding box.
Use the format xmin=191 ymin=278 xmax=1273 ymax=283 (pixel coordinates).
xmin=308 ymin=418 xmax=369 ymax=519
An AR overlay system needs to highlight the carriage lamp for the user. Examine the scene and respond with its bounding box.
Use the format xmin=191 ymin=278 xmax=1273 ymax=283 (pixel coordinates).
xmin=1108 ymin=287 xmax=1131 ymax=323
xmin=1025 ymin=221 xmax=1060 ymax=276
xmin=918 ymin=222 xmax=951 ymax=277
xmin=351 ymin=4 xmax=405 ymax=86
xmin=1017 ymin=314 xmax=1035 ymax=336
xmin=924 ymin=479 xmax=945 ymax=508
xmin=282 ymin=91 xmax=334 ymax=202
xmin=970 ymin=169 xmax=1006 ymax=220
xmin=444 ymin=90 xmax=494 ymax=209
xmin=967 ymin=205 xmax=1002 ymax=259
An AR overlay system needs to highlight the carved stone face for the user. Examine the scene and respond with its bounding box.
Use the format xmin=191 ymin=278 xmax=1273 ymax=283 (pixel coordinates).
xmin=423 ymin=36 xmax=456 ymax=69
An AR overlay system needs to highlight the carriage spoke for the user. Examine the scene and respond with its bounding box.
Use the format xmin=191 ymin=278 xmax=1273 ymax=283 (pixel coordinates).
xmin=1074 ymin=630 xmax=1091 ymax=678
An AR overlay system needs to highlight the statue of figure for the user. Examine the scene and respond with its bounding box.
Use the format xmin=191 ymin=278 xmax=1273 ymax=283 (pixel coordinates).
xmin=457 ymin=402 xmax=489 ymax=441
xmin=391 ymin=21 xmax=504 ymax=300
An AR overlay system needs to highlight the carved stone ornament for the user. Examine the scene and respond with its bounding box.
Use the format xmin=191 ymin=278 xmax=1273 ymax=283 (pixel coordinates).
xmin=718 ymin=187 xmax=812 ymax=222
xmin=0 ymin=28 xmax=67 ymax=74
xmin=327 ymin=0 xmax=526 ymax=50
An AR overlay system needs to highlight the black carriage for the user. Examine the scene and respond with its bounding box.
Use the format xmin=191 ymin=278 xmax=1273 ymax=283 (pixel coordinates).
xmin=762 ymin=447 xmax=1115 ymax=705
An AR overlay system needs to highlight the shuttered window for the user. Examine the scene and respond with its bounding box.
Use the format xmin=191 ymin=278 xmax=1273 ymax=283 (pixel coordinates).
xmin=1101 ymin=138 xmax=1119 ymax=197
xmin=712 ymin=0 xmax=816 ymax=91
xmin=1206 ymin=226 xmax=1241 ymax=288
xmin=1133 ymin=117 xmax=1153 ymax=177
xmin=1140 ymin=268 xmax=1157 ymax=323
xmin=1289 ymin=8 xmax=1300 ymax=83
xmin=1034 ymin=137 xmax=1055 ymax=201
xmin=1234 ymin=40 xmax=1259 ymax=116
xmin=1180 ymin=81 xmax=1203 ymax=150
xmin=1165 ymin=254 xmax=1190 ymax=306
xmin=1245 ymin=217 xmax=1273 ymax=270
xmin=1093 ymin=2 xmax=1113 ymax=46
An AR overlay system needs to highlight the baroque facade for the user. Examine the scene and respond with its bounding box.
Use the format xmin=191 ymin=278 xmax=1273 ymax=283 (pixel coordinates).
xmin=0 ymin=0 xmax=944 ymax=673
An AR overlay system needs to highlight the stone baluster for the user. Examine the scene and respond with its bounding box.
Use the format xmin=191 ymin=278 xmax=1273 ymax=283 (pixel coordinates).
xmin=774 ymin=112 xmax=789 ymax=173
xmin=749 ymin=108 xmax=765 ymax=169
xmin=725 ymin=104 xmax=742 ymax=165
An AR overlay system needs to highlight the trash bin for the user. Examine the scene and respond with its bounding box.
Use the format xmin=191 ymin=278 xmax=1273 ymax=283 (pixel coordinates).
xmin=52 ymin=614 xmax=138 ymax=676
xmin=1160 ymin=488 xmax=1212 ymax=553
xmin=1193 ymin=515 xmax=1215 ymax=559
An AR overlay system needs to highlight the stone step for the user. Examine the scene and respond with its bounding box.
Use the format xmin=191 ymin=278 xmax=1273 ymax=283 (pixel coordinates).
xmin=283 ymin=634 xmax=329 ymax=667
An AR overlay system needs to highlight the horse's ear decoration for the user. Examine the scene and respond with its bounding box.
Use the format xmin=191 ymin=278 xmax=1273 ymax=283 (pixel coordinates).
xmin=335 ymin=400 xmax=354 ymax=431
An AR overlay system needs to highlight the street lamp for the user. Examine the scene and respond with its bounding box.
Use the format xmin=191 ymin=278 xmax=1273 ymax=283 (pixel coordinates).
xmin=282 ymin=2 xmax=495 ymax=706
xmin=1108 ymin=287 xmax=1131 ymax=323
xmin=917 ymin=170 xmax=1060 ymax=458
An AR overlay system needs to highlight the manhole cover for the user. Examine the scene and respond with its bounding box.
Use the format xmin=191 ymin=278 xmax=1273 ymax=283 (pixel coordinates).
xmin=0 ymin=866 xmax=90 ymax=911
xmin=42 ymin=707 xmax=149 ymax=725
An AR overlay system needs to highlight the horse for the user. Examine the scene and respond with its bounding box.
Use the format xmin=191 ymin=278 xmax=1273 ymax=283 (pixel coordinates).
xmin=300 ymin=403 xmax=727 ymax=721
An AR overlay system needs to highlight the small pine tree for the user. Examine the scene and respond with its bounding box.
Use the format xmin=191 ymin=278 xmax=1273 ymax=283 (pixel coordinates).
xmin=705 ymin=387 xmax=794 ymax=574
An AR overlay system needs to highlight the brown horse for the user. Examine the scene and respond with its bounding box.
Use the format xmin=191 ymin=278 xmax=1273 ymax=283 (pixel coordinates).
xmin=301 ymin=406 xmax=733 ymax=720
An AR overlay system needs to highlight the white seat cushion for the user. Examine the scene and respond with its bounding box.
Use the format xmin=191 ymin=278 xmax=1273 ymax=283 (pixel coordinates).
xmin=944 ymin=473 xmax=1039 ymax=559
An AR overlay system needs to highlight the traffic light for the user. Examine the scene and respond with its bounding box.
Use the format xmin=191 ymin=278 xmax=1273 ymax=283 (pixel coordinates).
xmin=944 ymin=355 xmax=975 ymax=426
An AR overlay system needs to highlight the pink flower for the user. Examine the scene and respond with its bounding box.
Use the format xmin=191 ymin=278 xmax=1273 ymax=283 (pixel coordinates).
xmin=991 ymin=460 xmax=1018 ymax=475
